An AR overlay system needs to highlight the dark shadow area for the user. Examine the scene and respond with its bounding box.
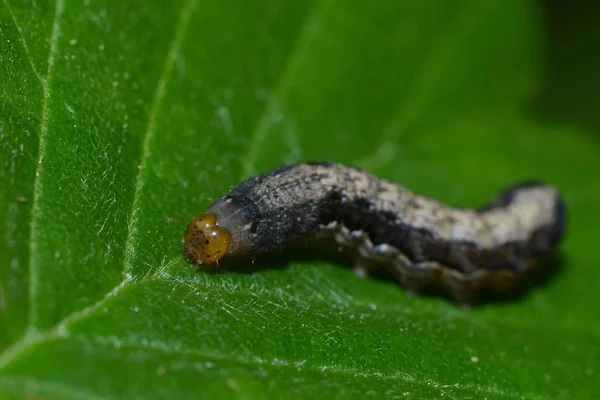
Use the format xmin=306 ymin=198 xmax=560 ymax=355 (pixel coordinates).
xmin=532 ymin=0 xmax=600 ymax=135
xmin=363 ymin=252 xmax=566 ymax=308
xmin=468 ymin=252 xmax=567 ymax=307
xmin=197 ymin=240 xmax=355 ymax=275
xmin=195 ymin=241 xmax=567 ymax=308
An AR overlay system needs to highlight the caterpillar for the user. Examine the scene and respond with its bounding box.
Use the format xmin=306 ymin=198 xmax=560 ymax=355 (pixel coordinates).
xmin=183 ymin=162 xmax=566 ymax=304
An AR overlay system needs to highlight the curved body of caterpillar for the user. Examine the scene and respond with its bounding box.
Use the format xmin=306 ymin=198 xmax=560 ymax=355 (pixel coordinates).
xmin=184 ymin=162 xmax=566 ymax=304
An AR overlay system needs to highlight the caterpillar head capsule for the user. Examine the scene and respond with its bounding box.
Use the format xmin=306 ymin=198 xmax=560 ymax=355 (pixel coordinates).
xmin=184 ymin=213 xmax=231 ymax=264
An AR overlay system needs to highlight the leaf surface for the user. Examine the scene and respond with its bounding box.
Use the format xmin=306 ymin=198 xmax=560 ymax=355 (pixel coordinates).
xmin=1 ymin=0 xmax=599 ymax=398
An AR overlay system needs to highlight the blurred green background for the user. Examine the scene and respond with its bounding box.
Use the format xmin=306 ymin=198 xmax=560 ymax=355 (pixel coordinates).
xmin=533 ymin=0 xmax=600 ymax=134
xmin=1 ymin=0 xmax=599 ymax=398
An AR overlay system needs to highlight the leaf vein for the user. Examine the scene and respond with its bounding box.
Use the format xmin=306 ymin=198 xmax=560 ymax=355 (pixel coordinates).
xmin=3 ymin=0 xmax=44 ymax=82
xmin=26 ymin=0 xmax=65 ymax=335
xmin=122 ymin=0 xmax=198 ymax=277
xmin=0 ymin=375 xmax=110 ymax=400
xmin=359 ymin=0 xmax=495 ymax=170
xmin=70 ymin=335 xmax=536 ymax=399
xmin=4 ymin=334 xmax=536 ymax=399
xmin=238 ymin=0 xmax=334 ymax=179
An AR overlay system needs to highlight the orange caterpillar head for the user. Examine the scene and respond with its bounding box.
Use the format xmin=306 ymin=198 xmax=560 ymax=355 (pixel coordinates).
xmin=183 ymin=213 xmax=231 ymax=264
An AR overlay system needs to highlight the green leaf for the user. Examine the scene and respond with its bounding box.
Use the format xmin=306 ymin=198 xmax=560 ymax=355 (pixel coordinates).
xmin=1 ymin=0 xmax=599 ymax=398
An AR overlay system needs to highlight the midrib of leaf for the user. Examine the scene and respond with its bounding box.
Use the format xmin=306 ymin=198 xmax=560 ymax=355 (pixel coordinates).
xmin=359 ymin=0 xmax=494 ymax=170
xmin=239 ymin=0 xmax=332 ymax=180
xmin=123 ymin=0 xmax=197 ymax=277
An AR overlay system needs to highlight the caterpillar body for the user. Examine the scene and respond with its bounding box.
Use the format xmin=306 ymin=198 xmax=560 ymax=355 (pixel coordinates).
xmin=184 ymin=162 xmax=566 ymax=304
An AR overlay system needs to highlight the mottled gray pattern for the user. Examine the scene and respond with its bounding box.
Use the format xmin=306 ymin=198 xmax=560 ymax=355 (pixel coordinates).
xmin=204 ymin=163 xmax=565 ymax=304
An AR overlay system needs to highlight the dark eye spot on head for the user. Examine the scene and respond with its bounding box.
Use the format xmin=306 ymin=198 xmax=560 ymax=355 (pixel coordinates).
xmin=205 ymin=240 xmax=209 ymax=245
xmin=250 ymin=220 xmax=260 ymax=234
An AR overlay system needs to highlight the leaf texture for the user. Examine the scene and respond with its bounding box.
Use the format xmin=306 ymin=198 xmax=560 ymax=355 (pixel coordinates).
xmin=1 ymin=0 xmax=599 ymax=398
